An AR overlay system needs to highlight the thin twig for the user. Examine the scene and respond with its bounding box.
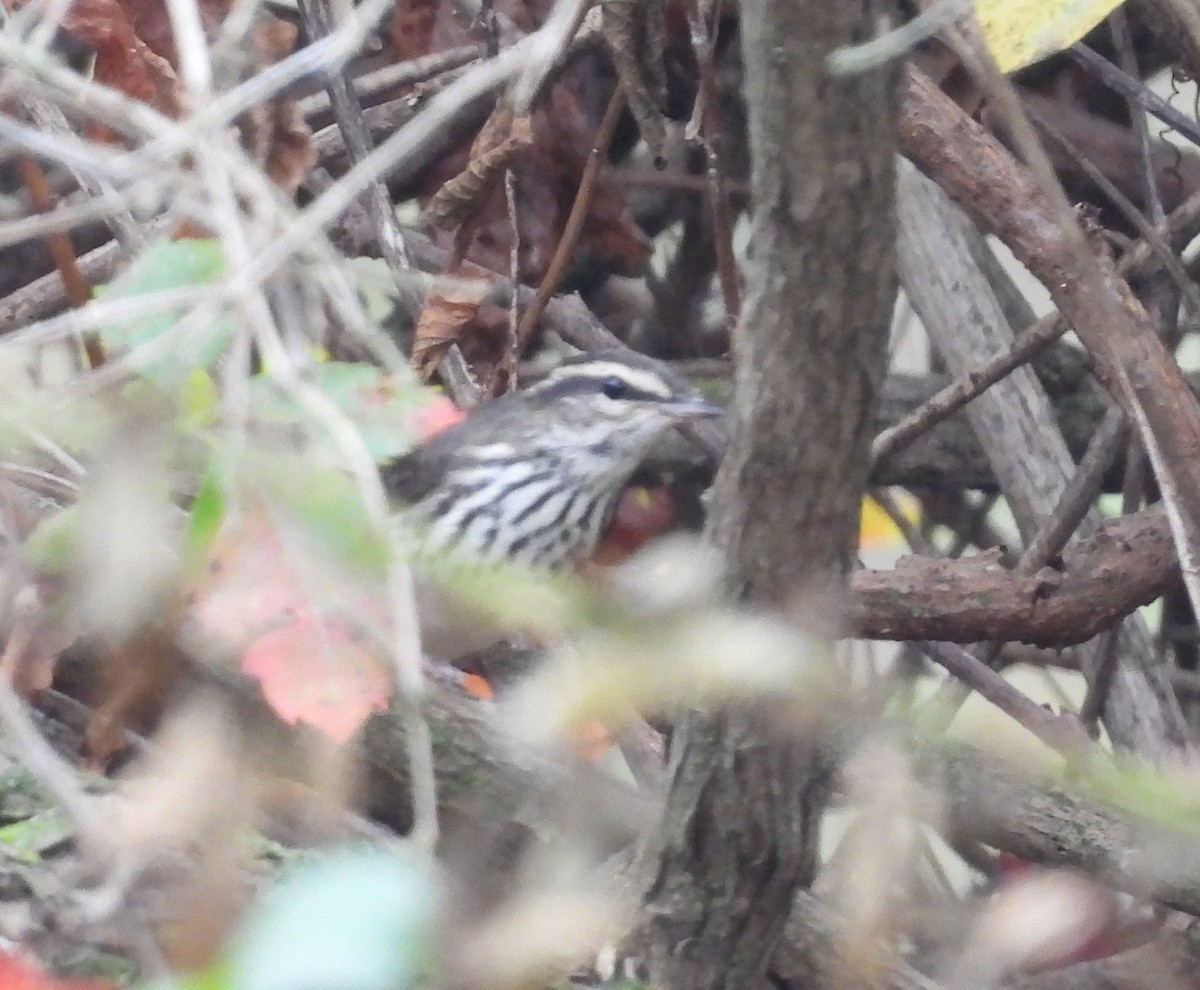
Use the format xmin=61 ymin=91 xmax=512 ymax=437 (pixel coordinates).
xmin=907 ymin=48 xmax=1200 ymax=651
xmin=502 ymin=166 xmax=520 ymax=388
xmin=1020 ymin=406 xmax=1129 ymax=574
xmin=1065 ymin=43 xmax=1200 ymax=149
xmin=1080 ymin=419 xmax=1151 ymax=730
xmin=514 ymin=84 xmax=626 ymax=350
xmin=921 ymin=406 xmax=1130 ymax=729
xmin=869 ymin=487 xmax=934 ymax=555
xmin=870 ymin=310 xmax=1068 ymax=468
xmin=609 ymin=167 xmax=751 ymax=199
xmin=298 ymin=0 xmax=410 ymax=277
xmin=243 ymin=0 xmax=591 ymax=293
xmin=1024 ymin=102 xmax=1200 ymax=321
xmin=916 ymin=641 xmax=1093 ymax=757
xmin=685 ymin=0 xmax=740 ymax=333
xmin=874 ymin=183 xmax=1200 ymax=469
xmin=297 ymin=44 xmax=486 ymax=120
xmin=826 ymin=0 xmax=971 ymax=75
xmin=23 ymin=100 xmax=146 ymax=251
xmin=1110 ymin=11 xmax=1166 ymax=227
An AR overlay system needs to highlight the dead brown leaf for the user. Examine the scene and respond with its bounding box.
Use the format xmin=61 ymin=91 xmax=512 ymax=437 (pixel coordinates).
xmin=411 ymin=280 xmax=490 ymax=379
xmin=25 ymin=0 xmax=313 ymax=192
xmin=242 ymin=16 xmax=316 ymax=196
xmin=601 ymin=0 xmax=668 ymax=165
xmin=20 ymin=0 xmax=184 ymax=133
xmin=424 ymin=108 xmax=535 ymax=231
xmin=380 ymin=0 xmax=652 ymax=305
xmin=387 ymin=0 xmax=441 ymax=61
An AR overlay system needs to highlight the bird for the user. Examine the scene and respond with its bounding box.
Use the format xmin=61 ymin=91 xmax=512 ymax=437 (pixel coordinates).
xmin=381 ymin=347 xmax=722 ymax=659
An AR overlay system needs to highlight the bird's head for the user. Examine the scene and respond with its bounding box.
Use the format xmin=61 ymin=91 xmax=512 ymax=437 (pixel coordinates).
xmin=519 ymin=349 xmax=722 ymax=477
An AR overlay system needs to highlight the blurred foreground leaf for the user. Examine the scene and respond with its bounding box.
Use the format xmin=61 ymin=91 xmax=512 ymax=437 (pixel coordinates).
xmin=254 ymin=455 xmax=389 ymax=579
xmin=0 ymin=951 xmax=117 ymax=990
xmin=189 ymin=490 xmax=392 ymax=743
xmin=25 ymin=505 xmax=81 ymax=576
xmin=0 ymin=809 xmax=72 ymax=864
xmin=240 ymin=609 xmax=391 ymax=745
xmin=249 ymin=363 xmax=428 ymax=463
xmin=1083 ymin=756 xmax=1200 ymax=832
xmin=227 ymin=847 xmax=436 ymax=990
xmin=93 ymin=239 xmax=232 ymax=381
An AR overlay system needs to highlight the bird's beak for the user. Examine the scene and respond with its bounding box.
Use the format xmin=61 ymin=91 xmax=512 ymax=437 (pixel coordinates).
xmin=668 ymin=396 xmax=724 ymax=419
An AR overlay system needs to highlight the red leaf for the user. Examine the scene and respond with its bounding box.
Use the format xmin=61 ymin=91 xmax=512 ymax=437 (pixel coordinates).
xmin=460 ymin=672 xmax=494 ymax=701
xmin=241 ymin=609 xmax=390 ymax=744
xmin=188 ymin=508 xmax=392 ymax=744
xmin=0 ymin=952 xmax=117 ymax=990
xmin=412 ymin=395 xmax=468 ymax=439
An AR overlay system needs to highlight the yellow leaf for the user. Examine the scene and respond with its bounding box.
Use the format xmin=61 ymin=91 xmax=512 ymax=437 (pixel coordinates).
xmin=860 ymin=494 xmax=921 ymax=549
xmin=975 ymin=0 xmax=1126 ymax=73
xmin=180 ymin=368 xmax=218 ymax=426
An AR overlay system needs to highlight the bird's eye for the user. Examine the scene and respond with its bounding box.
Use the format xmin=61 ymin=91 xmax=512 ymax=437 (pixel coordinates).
xmin=601 ymin=376 xmax=627 ymax=399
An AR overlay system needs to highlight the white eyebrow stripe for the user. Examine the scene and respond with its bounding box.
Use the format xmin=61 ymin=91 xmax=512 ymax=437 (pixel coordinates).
xmin=541 ymin=362 xmax=674 ymax=398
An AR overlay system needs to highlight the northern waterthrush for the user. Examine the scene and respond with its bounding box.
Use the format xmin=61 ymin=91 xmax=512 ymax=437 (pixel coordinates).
xmin=382 ymin=348 xmax=722 ymax=657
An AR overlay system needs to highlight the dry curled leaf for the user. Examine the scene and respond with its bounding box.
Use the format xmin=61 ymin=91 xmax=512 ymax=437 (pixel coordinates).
xmin=382 ymin=0 xmax=651 ymax=285
xmin=240 ymin=97 xmax=318 ymax=197
xmin=239 ymin=16 xmax=316 ymax=196
xmin=601 ymin=0 xmax=668 ymax=165
xmin=424 ymin=108 xmax=536 ymax=231
xmin=411 ymin=280 xmax=490 ymax=379
xmin=26 ymin=0 xmax=312 ymax=192
xmin=16 ymin=0 xmax=184 ymax=132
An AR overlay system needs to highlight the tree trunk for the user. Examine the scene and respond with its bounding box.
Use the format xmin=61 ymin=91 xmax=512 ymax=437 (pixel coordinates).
xmin=628 ymin=3 xmax=899 ymax=989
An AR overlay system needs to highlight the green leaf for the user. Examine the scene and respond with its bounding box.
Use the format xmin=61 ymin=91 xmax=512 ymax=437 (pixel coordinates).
xmin=424 ymin=554 xmax=592 ymax=635
xmin=142 ymin=961 xmax=231 ymax=990
xmin=93 ymin=238 xmax=232 ymax=382
xmin=0 ymin=809 xmax=73 ymax=864
xmin=0 ymin=767 xmax=50 ymax=824
xmin=249 ymin=363 xmax=426 ymax=463
xmin=1083 ymin=757 xmax=1200 ymax=832
xmin=186 ymin=466 xmax=227 ymax=563
xmin=24 ymin=505 xmax=81 ymax=575
xmin=254 ymin=455 xmax=390 ymax=578
xmin=181 ymin=368 xmax=221 ymax=427
xmin=227 ymin=847 xmax=436 ymax=990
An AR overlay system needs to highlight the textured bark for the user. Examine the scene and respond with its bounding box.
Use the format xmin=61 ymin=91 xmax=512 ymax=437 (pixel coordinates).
xmin=899 ymin=66 xmax=1200 ymax=598
xmin=849 ymin=508 xmax=1176 ymax=646
xmin=897 ymin=163 xmax=1179 ymax=758
xmin=931 ymin=742 xmax=1200 ymax=918
xmin=898 ymin=160 xmax=1078 ymax=544
xmin=629 ymin=3 xmax=899 ymax=989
